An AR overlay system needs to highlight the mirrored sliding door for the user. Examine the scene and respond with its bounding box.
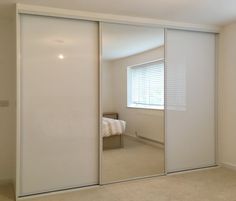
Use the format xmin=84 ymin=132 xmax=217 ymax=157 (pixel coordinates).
xmin=101 ymin=22 xmax=165 ymax=183
xmin=20 ymin=15 xmax=99 ymax=196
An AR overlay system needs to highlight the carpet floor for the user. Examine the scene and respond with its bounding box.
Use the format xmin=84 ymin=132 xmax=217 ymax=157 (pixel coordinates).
xmin=1 ymin=168 xmax=236 ymax=201
xmin=102 ymin=135 xmax=165 ymax=183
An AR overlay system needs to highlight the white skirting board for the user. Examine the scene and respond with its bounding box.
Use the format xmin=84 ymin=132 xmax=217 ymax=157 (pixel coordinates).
xmin=220 ymin=163 xmax=236 ymax=171
xmin=124 ymin=134 xmax=164 ymax=149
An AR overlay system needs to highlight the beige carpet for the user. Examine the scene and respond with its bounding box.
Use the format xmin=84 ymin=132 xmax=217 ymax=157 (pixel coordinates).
xmin=102 ymin=135 xmax=165 ymax=183
xmin=1 ymin=168 xmax=236 ymax=201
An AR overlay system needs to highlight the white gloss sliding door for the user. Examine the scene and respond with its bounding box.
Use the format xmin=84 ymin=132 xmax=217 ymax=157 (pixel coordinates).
xmin=166 ymin=29 xmax=216 ymax=173
xmin=20 ymin=15 xmax=99 ymax=196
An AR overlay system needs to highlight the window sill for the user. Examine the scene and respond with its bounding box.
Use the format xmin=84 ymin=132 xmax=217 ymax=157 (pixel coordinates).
xmin=127 ymin=105 xmax=164 ymax=111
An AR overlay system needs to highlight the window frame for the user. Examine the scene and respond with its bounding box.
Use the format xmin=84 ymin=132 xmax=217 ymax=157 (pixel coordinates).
xmin=127 ymin=59 xmax=165 ymax=110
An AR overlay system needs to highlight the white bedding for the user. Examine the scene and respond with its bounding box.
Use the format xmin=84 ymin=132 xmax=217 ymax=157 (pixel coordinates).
xmin=102 ymin=117 xmax=126 ymax=137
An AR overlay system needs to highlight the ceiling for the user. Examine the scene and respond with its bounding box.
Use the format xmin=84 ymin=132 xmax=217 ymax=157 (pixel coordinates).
xmin=0 ymin=0 xmax=236 ymax=25
xmin=102 ymin=23 xmax=164 ymax=60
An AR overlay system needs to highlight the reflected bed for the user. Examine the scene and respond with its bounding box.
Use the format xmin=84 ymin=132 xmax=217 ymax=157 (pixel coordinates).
xmin=102 ymin=113 xmax=126 ymax=149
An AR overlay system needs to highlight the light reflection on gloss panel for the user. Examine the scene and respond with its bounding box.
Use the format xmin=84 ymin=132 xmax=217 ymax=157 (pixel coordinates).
xmin=58 ymin=54 xmax=64 ymax=59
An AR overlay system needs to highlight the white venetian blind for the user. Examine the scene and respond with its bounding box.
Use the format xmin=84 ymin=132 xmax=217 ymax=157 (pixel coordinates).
xmin=127 ymin=60 xmax=164 ymax=109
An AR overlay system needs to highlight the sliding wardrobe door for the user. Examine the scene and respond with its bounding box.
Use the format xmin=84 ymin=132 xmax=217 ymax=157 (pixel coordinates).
xmin=165 ymin=29 xmax=216 ymax=173
xmin=19 ymin=15 xmax=99 ymax=196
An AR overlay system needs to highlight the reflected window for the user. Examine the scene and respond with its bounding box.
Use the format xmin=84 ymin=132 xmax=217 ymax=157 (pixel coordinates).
xmin=127 ymin=60 xmax=164 ymax=110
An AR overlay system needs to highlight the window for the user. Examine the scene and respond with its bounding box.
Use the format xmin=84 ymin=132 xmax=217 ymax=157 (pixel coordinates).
xmin=127 ymin=60 xmax=164 ymax=110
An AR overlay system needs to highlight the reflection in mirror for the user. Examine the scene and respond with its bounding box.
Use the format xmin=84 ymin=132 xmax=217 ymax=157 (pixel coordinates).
xmin=101 ymin=22 xmax=165 ymax=183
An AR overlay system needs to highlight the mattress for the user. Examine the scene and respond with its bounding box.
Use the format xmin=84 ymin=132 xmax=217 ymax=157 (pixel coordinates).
xmin=102 ymin=117 xmax=126 ymax=137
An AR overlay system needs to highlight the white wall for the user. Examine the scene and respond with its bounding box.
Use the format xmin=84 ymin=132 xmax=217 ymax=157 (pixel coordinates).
xmin=103 ymin=46 xmax=164 ymax=143
xmin=102 ymin=60 xmax=115 ymax=112
xmin=0 ymin=18 xmax=16 ymax=182
xmin=219 ymin=23 xmax=236 ymax=169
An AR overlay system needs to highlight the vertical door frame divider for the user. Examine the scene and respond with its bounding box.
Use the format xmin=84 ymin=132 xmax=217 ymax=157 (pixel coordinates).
xmin=164 ymin=28 xmax=168 ymax=175
xmin=98 ymin=21 xmax=103 ymax=185
xmin=16 ymin=5 xmax=21 ymax=200
xmin=215 ymin=34 xmax=219 ymax=165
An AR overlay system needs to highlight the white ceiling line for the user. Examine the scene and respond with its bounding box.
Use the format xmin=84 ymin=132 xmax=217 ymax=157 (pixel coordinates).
xmin=16 ymin=4 xmax=220 ymax=33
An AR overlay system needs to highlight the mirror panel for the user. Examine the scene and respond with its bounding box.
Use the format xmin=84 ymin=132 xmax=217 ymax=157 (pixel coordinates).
xmin=101 ymin=22 xmax=165 ymax=183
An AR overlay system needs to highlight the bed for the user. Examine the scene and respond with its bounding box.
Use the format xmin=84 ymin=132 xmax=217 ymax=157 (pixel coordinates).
xmin=102 ymin=113 xmax=126 ymax=149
